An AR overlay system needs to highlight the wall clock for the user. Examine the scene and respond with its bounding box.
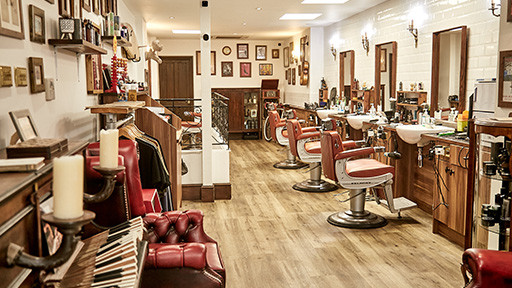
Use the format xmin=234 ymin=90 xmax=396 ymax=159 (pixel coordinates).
xmin=222 ymin=46 xmax=231 ymax=56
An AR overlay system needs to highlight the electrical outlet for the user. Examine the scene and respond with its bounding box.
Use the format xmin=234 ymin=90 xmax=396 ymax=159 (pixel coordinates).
xmin=435 ymin=147 xmax=445 ymax=156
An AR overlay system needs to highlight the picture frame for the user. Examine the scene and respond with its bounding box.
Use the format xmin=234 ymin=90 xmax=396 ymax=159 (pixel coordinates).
xmin=45 ymin=0 xmax=55 ymax=4
xmin=92 ymin=0 xmax=100 ymax=15
xmin=29 ymin=5 xmax=45 ymax=44
xmin=292 ymin=68 xmax=296 ymax=85
xmin=14 ymin=67 xmax=27 ymax=86
xmin=221 ymin=61 xmax=233 ymax=77
xmin=272 ymin=49 xmax=279 ymax=59
xmin=240 ymin=62 xmax=251 ymax=78
xmin=259 ymin=64 xmax=272 ymax=76
xmin=85 ymin=55 xmax=103 ymax=94
xmin=287 ymin=69 xmax=291 ymax=85
xmin=222 ymin=46 xmax=231 ymax=56
xmin=0 ymin=0 xmax=25 ymax=39
xmin=289 ymin=42 xmax=294 ymax=64
xmin=498 ymin=50 xmax=512 ymax=107
xmin=0 ymin=66 xmax=13 ymax=87
xmin=380 ymin=48 xmax=387 ymax=72
xmin=300 ymin=36 xmax=307 ymax=62
xmin=71 ymin=0 xmax=81 ymax=19
xmin=9 ymin=109 xmax=40 ymax=141
xmin=196 ymin=51 xmax=216 ymax=75
xmin=256 ymin=45 xmax=267 ymax=61
xmin=28 ymin=57 xmax=45 ymax=94
xmin=59 ymin=0 xmax=71 ymax=17
xmin=82 ymin=0 xmax=92 ymax=12
xmin=283 ymin=47 xmax=290 ymax=67
xmin=237 ymin=43 xmax=249 ymax=59
xmin=508 ymin=0 xmax=512 ymax=22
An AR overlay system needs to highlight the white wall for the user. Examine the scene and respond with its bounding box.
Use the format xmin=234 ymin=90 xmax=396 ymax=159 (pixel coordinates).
xmin=0 ymin=0 xmax=147 ymax=149
xmin=151 ymin=38 xmax=287 ymax=99
xmin=323 ymin=0 xmax=499 ymax=110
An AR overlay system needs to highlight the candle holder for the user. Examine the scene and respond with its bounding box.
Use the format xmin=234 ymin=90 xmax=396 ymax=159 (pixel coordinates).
xmin=83 ymin=165 xmax=125 ymax=204
xmin=6 ymin=210 xmax=95 ymax=270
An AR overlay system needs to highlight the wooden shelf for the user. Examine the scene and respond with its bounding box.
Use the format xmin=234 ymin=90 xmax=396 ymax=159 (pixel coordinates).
xmin=48 ymin=39 xmax=107 ymax=54
xmin=351 ymin=98 xmax=363 ymax=102
xmin=397 ymin=90 xmax=427 ymax=94
xmin=102 ymin=36 xmax=132 ymax=47
xmin=397 ymin=103 xmax=420 ymax=108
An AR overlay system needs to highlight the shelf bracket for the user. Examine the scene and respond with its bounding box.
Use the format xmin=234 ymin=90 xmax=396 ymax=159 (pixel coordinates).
xmin=54 ymin=47 xmax=59 ymax=82
xmin=76 ymin=54 xmax=80 ymax=82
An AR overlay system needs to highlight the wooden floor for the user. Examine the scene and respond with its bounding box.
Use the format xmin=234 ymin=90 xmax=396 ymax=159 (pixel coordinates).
xmin=182 ymin=139 xmax=464 ymax=288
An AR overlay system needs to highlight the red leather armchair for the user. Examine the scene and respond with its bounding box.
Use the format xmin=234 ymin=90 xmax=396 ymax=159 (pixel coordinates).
xmin=142 ymin=210 xmax=225 ymax=288
xmin=462 ymin=248 xmax=512 ymax=288
xmin=268 ymin=110 xmax=307 ymax=169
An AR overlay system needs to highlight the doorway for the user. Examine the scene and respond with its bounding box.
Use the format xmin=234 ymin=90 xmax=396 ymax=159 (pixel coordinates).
xmin=159 ymin=56 xmax=194 ymax=119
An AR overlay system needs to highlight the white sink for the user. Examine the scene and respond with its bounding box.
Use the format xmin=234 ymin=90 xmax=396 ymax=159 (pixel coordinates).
xmin=316 ymin=109 xmax=339 ymax=120
xmin=346 ymin=114 xmax=380 ymax=130
xmin=396 ymin=125 xmax=454 ymax=147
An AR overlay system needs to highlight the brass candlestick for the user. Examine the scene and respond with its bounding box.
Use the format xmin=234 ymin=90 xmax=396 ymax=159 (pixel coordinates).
xmin=83 ymin=165 xmax=125 ymax=204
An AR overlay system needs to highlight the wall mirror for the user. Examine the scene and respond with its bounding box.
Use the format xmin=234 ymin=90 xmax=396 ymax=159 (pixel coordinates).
xmin=431 ymin=26 xmax=467 ymax=114
xmin=339 ymin=50 xmax=354 ymax=104
xmin=375 ymin=41 xmax=397 ymax=112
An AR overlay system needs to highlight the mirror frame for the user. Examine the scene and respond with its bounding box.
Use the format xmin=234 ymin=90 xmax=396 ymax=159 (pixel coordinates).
xmin=431 ymin=26 xmax=468 ymax=115
xmin=339 ymin=50 xmax=355 ymax=102
xmin=375 ymin=41 xmax=397 ymax=111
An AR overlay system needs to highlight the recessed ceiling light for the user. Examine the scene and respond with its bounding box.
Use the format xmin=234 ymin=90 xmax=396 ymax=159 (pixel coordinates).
xmin=279 ymin=13 xmax=322 ymax=20
xmin=169 ymin=16 xmax=175 ymax=19
xmin=301 ymin=0 xmax=348 ymax=4
xmin=172 ymin=29 xmax=201 ymax=34
xmin=242 ymin=22 xmax=247 ymax=26
xmin=256 ymin=7 xmax=262 ymax=11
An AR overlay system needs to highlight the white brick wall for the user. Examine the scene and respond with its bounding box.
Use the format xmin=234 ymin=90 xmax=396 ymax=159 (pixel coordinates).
xmin=322 ymin=0 xmax=499 ymax=108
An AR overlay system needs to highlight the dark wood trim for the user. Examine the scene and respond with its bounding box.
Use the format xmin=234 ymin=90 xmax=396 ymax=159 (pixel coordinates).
xmin=374 ymin=42 xmax=397 ymax=108
xmin=464 ymin=120 xmax=476 ymax=249
xmin=182 ymin=184 xmax=202 ymax=200
xmin=433 ymin=219 xmax=464 ymax=247
xmin=200 ymin=185 xmax=215 ymax=202
xmin=183 ymin=183 xmax=232 ymax=201
xmin=430 ymin=26 xmax=468 ymax=113
xmin=339 ymin=50 xmax=355 ymax=101
xmin=214 ymin=183 xmax=232 ymax=200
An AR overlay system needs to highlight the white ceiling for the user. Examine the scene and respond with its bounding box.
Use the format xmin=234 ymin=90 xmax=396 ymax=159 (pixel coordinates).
xmin=124 ymin=0 xmax=388 ymax=40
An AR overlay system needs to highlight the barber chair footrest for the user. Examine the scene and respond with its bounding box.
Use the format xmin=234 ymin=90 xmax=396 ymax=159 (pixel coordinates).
xmin=273 ymin=159 xmax=308 ymax=169
xmin=380 ymin=197 xmax=417 ymax=213
xmin=292 ymin=179 xmax=338 ymax=193
xmin=327 ymin=210 xmax=387 ymax=229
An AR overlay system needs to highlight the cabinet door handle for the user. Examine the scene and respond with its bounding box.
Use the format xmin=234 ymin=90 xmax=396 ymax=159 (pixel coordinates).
xmin=445 ymin=167 xmax=454 ymax=176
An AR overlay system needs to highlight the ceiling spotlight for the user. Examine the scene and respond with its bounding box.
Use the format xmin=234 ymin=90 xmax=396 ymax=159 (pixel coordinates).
xmin=256 ymin=7 xmax=262 ymax=11
xmin=169 ymin=16 xmax=175 ymax=20
xmin=242 ymin=22 xmax=247 ymax=26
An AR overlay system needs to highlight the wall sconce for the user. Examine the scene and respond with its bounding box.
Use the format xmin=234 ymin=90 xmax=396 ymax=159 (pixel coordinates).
xmin=83 ymin=165 xmax=125 ymax=204
xmin=407 ymin=20 xmax=418 ymax=48
xmin=330 ymin=45 xmax=337 ymax=60
xmin=7 ymin=211 xmax=95 ymax=270
xmin=361 ymin=33 xmax=369 ymax=56
xmin=489 ymin=0 xmax=500 ymax=17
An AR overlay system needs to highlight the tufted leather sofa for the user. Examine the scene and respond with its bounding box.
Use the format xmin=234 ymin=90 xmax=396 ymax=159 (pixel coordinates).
xmin=142 ymin=210 xmax=225 ymax=288
xmin=462 ymin=248 xmax=512 ymax=288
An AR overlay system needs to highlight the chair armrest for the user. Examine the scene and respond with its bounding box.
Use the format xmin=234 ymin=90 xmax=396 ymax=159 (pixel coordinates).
xmin=334 ymin=147 xmax=377 ymax=160
xmin=145 ymin=243 xmax=206 ymax=269
xmin=341 ymin=140 xmax=356 ymax=149
xmin=302 ymin=127 xmax=318 ymax=133
xmin=276 ymin=121 xmax=286 ymax=128
xmin=297 ymin=131 xmax=321 ymax=140
xmin=462 ymin=249 xmax=512 ymax=287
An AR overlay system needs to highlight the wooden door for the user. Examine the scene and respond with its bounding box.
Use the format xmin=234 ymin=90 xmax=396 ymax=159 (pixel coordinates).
xmin=159 ymin=56 xmax=194 ymax=119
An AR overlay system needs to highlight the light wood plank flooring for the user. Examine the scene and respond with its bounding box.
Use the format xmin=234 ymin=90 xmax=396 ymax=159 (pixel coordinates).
xmin=182 ymin=139 xmax=464 ymax=288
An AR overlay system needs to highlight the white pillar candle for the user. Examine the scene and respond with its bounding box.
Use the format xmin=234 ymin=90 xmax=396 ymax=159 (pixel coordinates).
xmin=53 ymin=155 xmax=84 ymax=219
xmin=99 ymin=129 xmax=119 ymax=168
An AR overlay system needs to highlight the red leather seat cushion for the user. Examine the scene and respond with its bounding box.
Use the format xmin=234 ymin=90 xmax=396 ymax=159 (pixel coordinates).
xmin=346 ymin=159 xmax=394 ymax=178
xmin=146 ymin=243 xmax=206 ymax=269
xmin=183 ymin=121 xmax=202 ymax=128
xmin=282 ymin=130 xmax=288 ymax=138
xmin=305 ymin=141 xmax=321 ymax=154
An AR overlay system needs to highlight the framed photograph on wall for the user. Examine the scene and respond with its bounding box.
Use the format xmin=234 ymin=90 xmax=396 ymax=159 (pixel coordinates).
xmin=508 ymin=0 xmax=512 ymax=22
xmin=292 ymin=68 xmax=296 ymax=85
xmin=289 ymin=42 xmax=294 ymax=64
xmin=28 ymin=57 xmax=45 ymax=93
xmin=0 ymin=0 xmax=25 ymax=39
xmin=259 ymin=64 xmax=272 ymax=76
xmin=29 ymin=5 xmax=45 ymax=44
xmin=256 ymin=45 xmax=267 ymax=60
xmin=240 ymin=62 xmax=251 ymax=78
xmin=498 ymin=50 xmax=512 ymax=107
xmin=59 ymin=0 xmax=71 ymax=17
xmin=71 ymin=0 xmax=81 ymax=19
xmin=380 ymin=48 xmax=387 ymax=72
xmin=45 ymin=0 xmax=55 ymax=4
xmin=272 ymin=49 xmax=279 ymax=59
xmin=196 ymin=51 xmax=216 ymax=75
xmin=82 ymin=0 xmax=92 ymax=12
xmin=237 ymin=43 xmax=249 ymax=59
xmin=287 ymin=69 xmax=291 ymax=85
xmin=221 ymin=61 xmax=233 ymax=77
xmin=283 ymin=47 xmax=290 ymax=67
xmin=85 ymin=55 xmax=103 ymax=94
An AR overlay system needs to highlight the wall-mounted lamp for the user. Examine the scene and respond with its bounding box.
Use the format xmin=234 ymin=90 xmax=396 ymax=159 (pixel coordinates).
xmin=330 ymin=45 xmax=337 ymax=60
xmin=407 ymin=20 xmax=418 ymax=48
xmin=361 ymin=33 xmax=369 ymax=56
xmin=489 ymin=0 xmax=500 ymax=17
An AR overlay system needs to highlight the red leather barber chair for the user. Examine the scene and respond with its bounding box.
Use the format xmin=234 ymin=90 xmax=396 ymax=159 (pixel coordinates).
xmin=461 ymin=248 xmax=512 ymax=288
xmin=320 ymin=131 xmax=416 ymax=228
xmin=142 ymin=210 xmax=225 ymax=288
xmin=268 ymin=110 xmax=308 ymax=169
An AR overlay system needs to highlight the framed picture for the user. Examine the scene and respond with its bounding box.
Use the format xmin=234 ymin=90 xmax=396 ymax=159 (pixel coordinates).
xmin=14 ymin=67 xmax=27 ymax=86
xmin=29 ymin=5 xmax=45 ymax=44
xmin=237 ymin=43 xmax=249 ymax=59
xmin=59 ymin=0 xmax=71 ymax=17
xmin=508 ymin=0 xmax=512 ymax=22
xmin=82 ymin=0 xmax=92 ymax=12
xmin=45 ymin=0 xmax=55 ymax=4
xmin=85 ymin=55 xmax=103 ymax=94
xmin=9 ymin=109 xmax=40 ymax=141
xmin=283 ymin=47 xmax=290 ymax=67
xmin=259 ymin=64 xmax=272 ymax=76
xmin=272 ymin=49 xmax=279 ymax=59
xmin=28 ymin=57 xmax=45 ymax=93
xmin=287 ymin=69 xmax=291 ymax=85
xmin=92 ymin=0 xmax=100 ymax=15
xmin=221 ymin=61 xmax=233 ymax=77
xmin=240 ymin=62 xmax=251 ymax=78
xmin=289 ymin=42 xmax=294 ymax=64
xmin=380 ymin=48 xmax=387 ymax=72
xmin=71 ymin=0 xmax=81 ymax=19
xmin=292 ymin=68 xmax=296 ymax=85
xmin=298 ymin=65 xmax=302 ymax=77
xmin=222 ymin=46 xmax=231 ymax=56
xmin=256 ymin=45 xmax=267 ymax=61
xmin=498 ymin=50 xmax=512 ymax=107
xmin=0 ymin=66 xmax=12 ymax=87
xmin=300 ymin=36 xmax=307 ymax=62
xmin=0 ymin=0 xmax=24 ymax=39
xmin=196 ymin=51 xmax=216 ymax=75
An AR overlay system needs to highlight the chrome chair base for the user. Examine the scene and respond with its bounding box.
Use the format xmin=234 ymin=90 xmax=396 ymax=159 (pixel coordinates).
xmin=327 ymin=210 xmax=387 ymax=229
xmin=292 ymin=179 xmax=338 ymax=193
xmin=273 ymin=159 xmax=308 ymax=169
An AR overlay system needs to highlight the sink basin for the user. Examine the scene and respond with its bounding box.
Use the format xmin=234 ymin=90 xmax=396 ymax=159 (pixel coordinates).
xmin=396 ymin=125 xmax=454 ymax=146
xmin=316 ymin=109 xmax=339 ymax=120
xmin=346 ymin=114 xmax=380 ymax=130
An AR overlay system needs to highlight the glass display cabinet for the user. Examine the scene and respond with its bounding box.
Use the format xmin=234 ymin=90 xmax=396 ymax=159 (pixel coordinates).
xmin=466 ymin=119 xmax=512 ymax=251
xmin=243 ymin=91 xmax=259 ymax=133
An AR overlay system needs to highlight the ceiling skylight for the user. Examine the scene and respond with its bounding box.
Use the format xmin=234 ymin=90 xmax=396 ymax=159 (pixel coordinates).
xmin=279 ymin=13 xmax=322 ymax=20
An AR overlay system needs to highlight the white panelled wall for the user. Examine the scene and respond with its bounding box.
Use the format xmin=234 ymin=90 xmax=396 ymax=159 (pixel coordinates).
xmin=323 ymin=0 xmax=499 ymax=109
